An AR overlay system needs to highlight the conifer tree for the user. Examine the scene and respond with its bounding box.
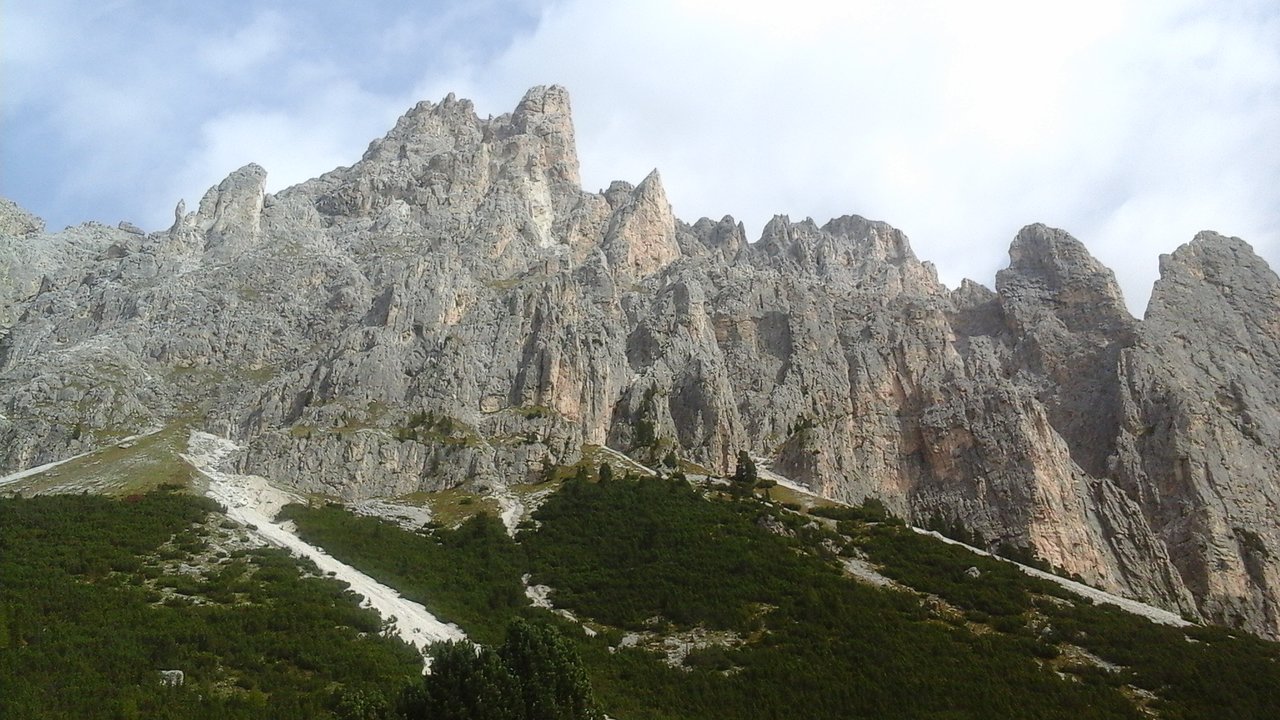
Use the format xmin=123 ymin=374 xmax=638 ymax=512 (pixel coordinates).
xmin=403 ymin=641 xmax=524 ymax=720
xmin=731 ymin=451 xmax=757 ymax=497
xmin=499 ymin=619 xmax=602 ymax=720
xmin=404 ymin=622 xmax=601 ymax=720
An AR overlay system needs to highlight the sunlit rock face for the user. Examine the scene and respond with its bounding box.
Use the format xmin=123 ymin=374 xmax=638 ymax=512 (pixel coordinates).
xmin=3 ymin=86 xmax=1279 ymax=638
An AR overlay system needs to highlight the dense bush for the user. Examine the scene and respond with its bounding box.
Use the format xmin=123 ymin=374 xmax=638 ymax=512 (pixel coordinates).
xmin=401 ymin=620 xmax=601 ymax=720
xmin=809 ymin=497 xmax=895 ymax=524
xmin=521 ymin=475 xmax=1141 ymax=719
xmin=860 ymin=521 xmax=1280 ymax=719
xmin=526 ymin=476 xmax=830 ymax=631
xmin=0 ymin=490 xmax=421 ymax=719
xmin=279 ymin=505 xmax=526 ymax=644
xmin=183 ymin=476 xmax=1280 ymax=720
xmin=860 ymin=523 xmax=1050 ymax=617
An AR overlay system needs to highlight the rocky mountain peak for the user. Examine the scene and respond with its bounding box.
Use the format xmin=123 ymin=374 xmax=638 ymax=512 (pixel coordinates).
xmin=1003 ymin=223 xmax=1126 ymax=300
xmin=991 ymin=224 xmax=1136 ymax=479
xmin=510 ymin=85 xmax=579 ymax=187
xmin=998 ymin=223 xmax=1132 ymax=332
xmin=4 ymin=85 xmax=1280 ymax=640
xmin=602 ymin=168 xmax=681 ymax=279
xmin=0 ymin=198 xmax=45 ymax=237
xmin=691 ymin=215 xmax=748 ymax=262
xmin=368 ymin=93 xmax=481 ymax=161
xmin=755 ymin=215 xmax=824 ymax=263
xmin=191 ymin=163 xmax=267 ymax=251
xmin=822 ymin=214 xmax=917 ymax=265
xmin=1116 ymin=230 xmax=1280 ymax=635
xmin=1150 ymin=232 xmax=1280 ymax=322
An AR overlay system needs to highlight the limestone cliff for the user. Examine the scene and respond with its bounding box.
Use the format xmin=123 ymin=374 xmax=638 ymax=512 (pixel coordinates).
xmin=2 ymin=86 xmax=1277 ymax=637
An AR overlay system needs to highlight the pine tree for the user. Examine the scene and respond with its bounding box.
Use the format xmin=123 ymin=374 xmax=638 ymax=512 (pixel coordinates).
xmin=731 ymin=451 xmax=758 ymax=498
xmin=403 ymin=642 xmax=524 ymax=720
xmin=499 ymin=619 xmax=602 ymax=720
xmin=404 ymin=622 xmax=602 ymax=720
xmin=756 ymin=477 xmax=777 ymax=502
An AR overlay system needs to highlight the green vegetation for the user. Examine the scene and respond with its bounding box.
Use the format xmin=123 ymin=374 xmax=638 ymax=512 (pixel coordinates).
xmin=393 ymin=410 xmax=481 ymax=447
xmin=9 ymin=467 xmax=1280 ymax=719
xmin=522 ymin=475 xmax=1141 ymax=719
xmin=0 ymin=490 xmax=421 ymax=718
xmin=525 ymin=474 xmax=830 ymax=632
xmin=860 ymin=522 xmax=1053 ymax=618
xmin=288 ymin=474 xmax=1280 ymax=719
xmin=277 ymin=505 xmax=526 ymax=644
xmin=395 ymin=486 xmax=502 ymax=528
xmin=3 ymin=425 xmax=196 ymax=497
xmin=859 ymin=520 xmax=1280 ymax=718
xmin=728 ymin=450 xmax=757 ymax=498
xmin=809 ymin=497 xmax=895 ymax=523
xmin=403 ymin=620 xmax=601 ymax=720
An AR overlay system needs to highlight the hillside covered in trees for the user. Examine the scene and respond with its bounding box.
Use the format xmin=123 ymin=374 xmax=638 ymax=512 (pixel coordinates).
xmin=5 ymin=472 xmax=1280 ymax=718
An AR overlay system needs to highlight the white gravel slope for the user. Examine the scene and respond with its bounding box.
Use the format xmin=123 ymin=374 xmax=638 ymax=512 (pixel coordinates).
xmin=493 ymin=487 xmax=524 ymax=536
xmin=181 ymin=431 xmax=466 ymax=663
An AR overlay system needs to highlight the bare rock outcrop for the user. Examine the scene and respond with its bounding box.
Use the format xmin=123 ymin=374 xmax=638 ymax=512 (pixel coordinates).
xmin=1114 ymin=232 xmax=1280 ymax=633
xmin=2 ymin=86 xmax=1277 ymax=637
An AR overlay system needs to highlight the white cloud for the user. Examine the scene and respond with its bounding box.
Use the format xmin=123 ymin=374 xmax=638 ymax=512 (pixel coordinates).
xmin=197 ymin=10 xmax=287 ymax=77
xmin=4 ymin=0 xmax=1276 ymax=314
xmin=414 ymin=0 xmax=1279 ymax=312
xmin=162 ymin=81 xmax=413 ymax=223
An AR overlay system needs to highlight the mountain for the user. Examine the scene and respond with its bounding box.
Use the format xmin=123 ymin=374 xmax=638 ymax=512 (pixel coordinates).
xmin=2 ymin=85 xmax=1279 ymax=639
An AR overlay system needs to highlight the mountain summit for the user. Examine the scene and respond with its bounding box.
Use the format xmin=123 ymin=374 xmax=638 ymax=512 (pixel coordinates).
xmin=3 ymin=86 xmax=1279 ymax=638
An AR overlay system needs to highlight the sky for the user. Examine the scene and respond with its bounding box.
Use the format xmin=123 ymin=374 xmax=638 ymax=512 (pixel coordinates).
xmin=3 ymin=0 xmax=1277 ymax=314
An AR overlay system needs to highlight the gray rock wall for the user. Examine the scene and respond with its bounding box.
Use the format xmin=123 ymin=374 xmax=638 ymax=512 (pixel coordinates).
xmin=2 ymin=85 xmax=1277 ymax=637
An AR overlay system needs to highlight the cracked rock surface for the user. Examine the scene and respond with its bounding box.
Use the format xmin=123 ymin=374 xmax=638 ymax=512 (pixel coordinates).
xmin=3 ymin=86 xmax=1279 ymax=637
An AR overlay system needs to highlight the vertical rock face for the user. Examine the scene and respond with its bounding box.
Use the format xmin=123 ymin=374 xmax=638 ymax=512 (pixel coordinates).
xmin=1115 ymin=233 xmax=1280 ymax=633
xmin=603 ymin=170 xmax=681 ymax=280
xmin=510 ymin=85 xmax=580 ymax=188
xmin=996 ymin=224 xmax=1136 ymax=478
xmin=2 ymin=86 xmax=1278 ymax=637
xmin=195 ymin=163 xmax=268 ymax=252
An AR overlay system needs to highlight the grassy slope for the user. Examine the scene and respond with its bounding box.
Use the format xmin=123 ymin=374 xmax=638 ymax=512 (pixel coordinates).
xmin=2 ymin=424 xmax=197 ymax=497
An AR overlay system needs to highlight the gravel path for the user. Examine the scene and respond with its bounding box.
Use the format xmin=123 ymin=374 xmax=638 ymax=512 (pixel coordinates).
xmin=911 ymin=528 xmax=1191 ymax=627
